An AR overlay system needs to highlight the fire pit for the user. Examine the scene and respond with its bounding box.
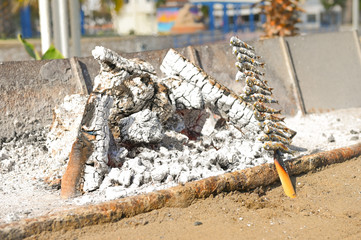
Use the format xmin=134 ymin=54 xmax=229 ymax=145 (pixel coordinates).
xmin=54 ymin=37 xmax=296 ymax=200
xmin=2 ymin=35 xmax=361 ymax=239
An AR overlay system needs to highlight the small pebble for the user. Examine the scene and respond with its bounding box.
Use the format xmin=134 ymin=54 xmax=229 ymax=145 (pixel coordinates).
xmin=350 ymin=136 xmax=359 ymax=141
xmin=350 ymin=129 xmax=358 ymax=134
xmin=0 ymin=152 xmax=9 ymax=160
xmin=328 ymin=134 xmax=335 ymax=143
xmin=194 ymin=221 xmax=203 ymax=226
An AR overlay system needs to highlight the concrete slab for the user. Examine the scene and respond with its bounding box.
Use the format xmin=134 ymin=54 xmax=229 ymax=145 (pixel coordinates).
xmin=0 ymin=59 xmax=85 ymax=142
xmin=193 ymin=40 xmax=300 ymax=116
xmin=253 ymin=38 xmax=301 ymax=116
xmin=0 ymin=39 xmax=302 ymax=144
xmin=11 ymin=31 xmax=360 ymax=143
xmin=286 ymin=30 xmax=361 ymax=113
xmin=194 ymin=43 xmax=239 ymax=92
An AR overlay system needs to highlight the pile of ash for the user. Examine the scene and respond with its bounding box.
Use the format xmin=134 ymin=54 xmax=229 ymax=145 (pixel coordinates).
xmin=47 ymin=94 xmax=274 ymax=202
xmin=48 ymin=39 xmax=296 ymax=202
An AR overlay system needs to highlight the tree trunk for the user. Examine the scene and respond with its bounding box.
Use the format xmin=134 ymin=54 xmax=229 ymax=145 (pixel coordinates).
xmin=0 ymin=0 xmax=17 ymax=38
xmin=343 ymin=0 xmax=353 ymax=24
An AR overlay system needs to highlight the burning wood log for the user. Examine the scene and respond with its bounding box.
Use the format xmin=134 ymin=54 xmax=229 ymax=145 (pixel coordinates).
xmin=61 ymin=47 xmax=168 ymax=198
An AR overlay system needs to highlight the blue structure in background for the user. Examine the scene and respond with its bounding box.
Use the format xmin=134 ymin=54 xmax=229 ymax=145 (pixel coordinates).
xmin=192 ymin=1 xmax=259 ymax=34
xmin=20 ymin=6 xmax=86 ymax=37
xmin=20 ymin=6 xmax=32 ymax=38
xmin=233 ymin=4 xmax=239 ymax=33
xmin=222 ymin=3 xmax=229 ymax=33
xmin=249 ymin=6 xmax=255 ymax=32
xmin=173 ymin=1 xmax=263 ymax=48
xmin=81 ymin=9 xmax=85 ymax=35
xmin=260 ymin=1 xmax=266 ymax=24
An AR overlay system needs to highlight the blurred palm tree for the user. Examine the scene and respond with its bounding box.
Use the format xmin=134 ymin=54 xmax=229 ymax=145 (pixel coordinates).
xmin=80 ymin=0 xmax=124 ymax=12
xmin=11 ymin=0 xmax=38 ymax=13
xmin=0 ymin=0 xmax=16 ymax=38
xmin=102 ymin=0 xmax=124 ymax=12
xmin=258 ymin=0 xmax=304 ymax=38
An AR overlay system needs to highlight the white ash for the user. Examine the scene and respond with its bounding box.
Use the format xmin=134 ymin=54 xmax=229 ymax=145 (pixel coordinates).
xmin=160 ymin=49 xmax=262 ymax=141
xmin=44 ymin=99 xmax=361 ymax=205
xmin=163 ymin=77 xmax=204 ymax=110
xmin=80 ymin=56 xmax=168 ymax=176
xmin=0 ymin=44 xmax=360 ymax=224
xmin=66 ymin=46 xmax=283 ymax=198
xmin=0 ymin=157 xmax=14 ymax=173
xmin=119 ymin=109 xmax=164 ymax=143
xmin=1 ymin=107 xmax=361 ymax=223
xmin=92 ymin=46 xmax=156 ymax=77
xmin=284 ymin=109 xmax=361 ymax=153
xmin=0 ymin=95 xmax=91 ymax=224
xmin=84 ymin=93 xmax=114 ymax=172
xmin=0 ymin=127 xmax=75 ymax=224
xmin=83 ymin=165 xmax=103 ymax=192
xmin=46 ymin=94 xmax=88 ymax=179
xmin=45 ymin=93 xmax=274 ymax=203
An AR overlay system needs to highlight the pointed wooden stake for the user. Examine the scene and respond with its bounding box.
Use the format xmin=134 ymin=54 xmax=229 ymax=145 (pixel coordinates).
xmin=274 ymin=150 xmax=296 ymax=198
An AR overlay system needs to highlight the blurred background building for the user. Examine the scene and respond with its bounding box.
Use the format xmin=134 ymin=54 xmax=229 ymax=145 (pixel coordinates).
xmin=113 ymin=0 xmax=158 ymax=35
xmin=0 ymin=0 xmax=358 ymax=37
xmin=299 ymin=0 xmax=343 ymax=32
xmin=0 ymin=0 xmax=359 ymax=60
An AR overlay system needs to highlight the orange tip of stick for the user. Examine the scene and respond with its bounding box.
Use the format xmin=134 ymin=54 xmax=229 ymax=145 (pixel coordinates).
xmin=274 ymin=159 xmax=296 ymax=198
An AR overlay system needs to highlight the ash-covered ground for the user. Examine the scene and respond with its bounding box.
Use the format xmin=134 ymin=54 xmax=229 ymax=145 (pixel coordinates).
xmin=1 ymin=95 xmax=361 ymax=224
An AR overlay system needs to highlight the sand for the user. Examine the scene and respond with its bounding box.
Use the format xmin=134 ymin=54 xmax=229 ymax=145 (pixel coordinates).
xmin=32 ymin=154 xmax=361 ymax=240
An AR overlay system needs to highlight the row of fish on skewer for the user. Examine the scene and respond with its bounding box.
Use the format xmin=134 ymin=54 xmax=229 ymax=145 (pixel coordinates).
xmin=230 ymin=36 xmax=297 ymax=155
xmin=230 ymin=36 xmax=298 ymax=198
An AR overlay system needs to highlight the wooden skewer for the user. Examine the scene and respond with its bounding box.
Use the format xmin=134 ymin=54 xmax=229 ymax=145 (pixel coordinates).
xmin=274 ymin=150 xmax=296 ymax=198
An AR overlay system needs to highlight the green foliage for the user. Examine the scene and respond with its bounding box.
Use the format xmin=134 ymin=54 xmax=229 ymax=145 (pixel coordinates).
xmin=99 ymin=0 xmax=124 ymax=12
xmin=41 ymin=45 xmax=64 ymax=60
xmin=156 ymin=0 xmax=167 ymax=8
xmin=17 ymin=34 xmax=64 ymax=60
xmin=200 ymin=5 xmax=209 ymax=18
xmin=17 ymin=34 xmax=41 ymax=60
xmin=112 ymin=0 xmax=123 ymax=12
xmin=11 ymin=0 xmax=38 ymax=13
xmin=320 ymin=0 xmax=346 ymax=11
